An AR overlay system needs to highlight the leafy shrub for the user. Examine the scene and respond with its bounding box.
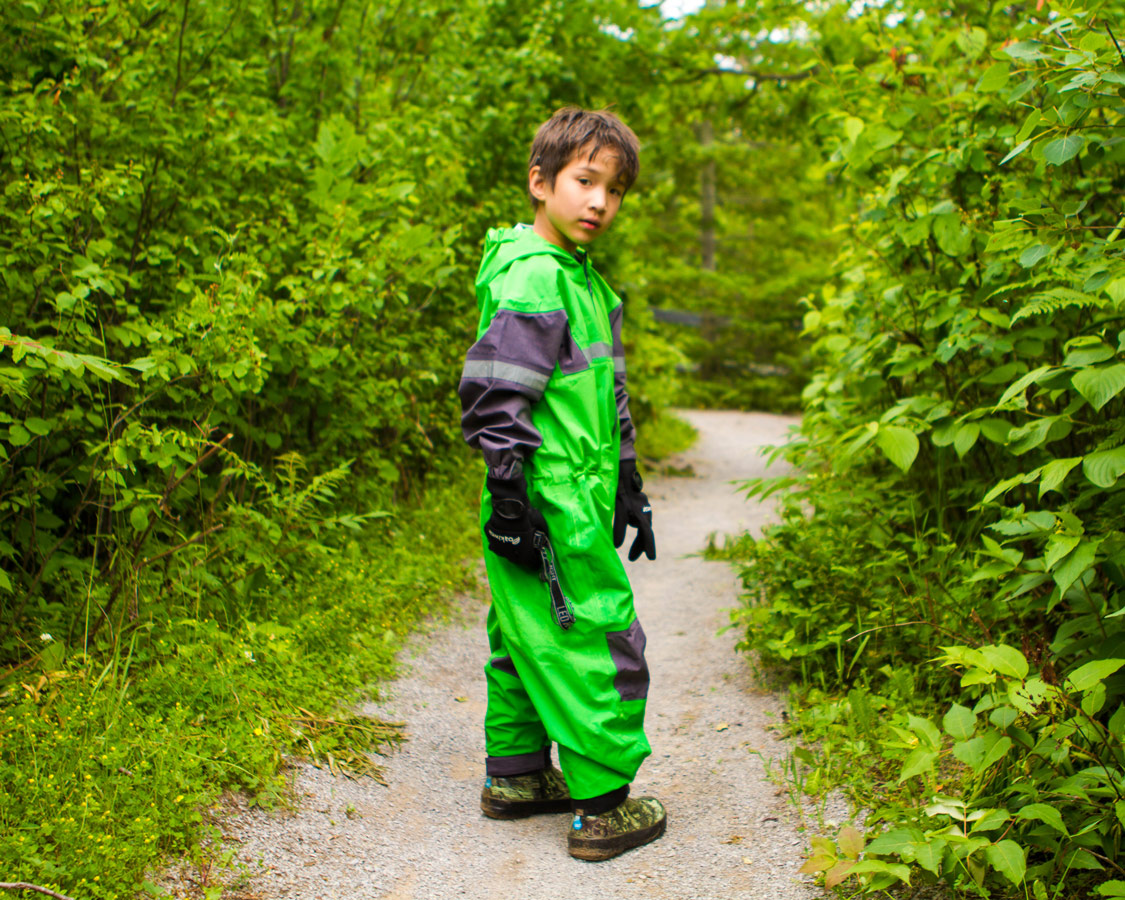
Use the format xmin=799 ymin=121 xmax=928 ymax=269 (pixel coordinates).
xmin=727 ymin=1 xmax=1125 ymax=895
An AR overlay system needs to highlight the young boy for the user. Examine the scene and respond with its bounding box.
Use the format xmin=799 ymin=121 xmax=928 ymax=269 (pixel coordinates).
xmin=458 ymin=107 xmax=665 ymax=861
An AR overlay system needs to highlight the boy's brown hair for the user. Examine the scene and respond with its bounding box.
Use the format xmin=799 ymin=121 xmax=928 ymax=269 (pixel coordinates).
xmin=527 ymin=107 xmax=640 ymax=207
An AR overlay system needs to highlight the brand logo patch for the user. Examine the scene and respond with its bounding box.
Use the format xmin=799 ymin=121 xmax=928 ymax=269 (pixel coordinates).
xmin=487 ymin=528 xmax=521 ymax=546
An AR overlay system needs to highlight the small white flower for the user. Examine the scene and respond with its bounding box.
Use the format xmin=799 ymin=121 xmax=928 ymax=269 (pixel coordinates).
xmin=40 ymin=633 xmax=53 ymax=642
xmin=243 ymin=650 xmax=255 ymax=662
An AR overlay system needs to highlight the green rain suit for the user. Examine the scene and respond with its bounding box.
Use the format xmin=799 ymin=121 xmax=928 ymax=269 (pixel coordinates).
xmin=458 ymin=225 xmax=650 ymax=801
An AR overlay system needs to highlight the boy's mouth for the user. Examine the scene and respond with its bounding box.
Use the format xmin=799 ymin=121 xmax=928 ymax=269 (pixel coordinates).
xmin=578 ymin=219 xmax=600 ymax=231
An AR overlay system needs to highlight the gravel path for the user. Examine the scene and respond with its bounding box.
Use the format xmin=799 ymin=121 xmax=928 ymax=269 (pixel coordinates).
xmin=224 ymin=410 xmax=821 ymax=899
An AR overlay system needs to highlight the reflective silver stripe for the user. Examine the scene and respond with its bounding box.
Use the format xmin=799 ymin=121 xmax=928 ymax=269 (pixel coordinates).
xmin=613 ymin=355 xmax=626 ymax=374
xmin=462 ymin=359 xmax=549 ymax=392
xmin=582 ymin=341 xmax=613 ymax=363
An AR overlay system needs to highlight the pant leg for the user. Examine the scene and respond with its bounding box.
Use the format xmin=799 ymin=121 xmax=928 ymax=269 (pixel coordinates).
xmin=481 ymin=470 xmax=651 ymax=799
xmin=483 ymin=603 xmax=551 ymax=775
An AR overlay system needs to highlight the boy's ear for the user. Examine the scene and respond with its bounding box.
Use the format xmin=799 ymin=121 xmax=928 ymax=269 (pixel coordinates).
xmin=528 ymin=165 xmax=549 ymax=203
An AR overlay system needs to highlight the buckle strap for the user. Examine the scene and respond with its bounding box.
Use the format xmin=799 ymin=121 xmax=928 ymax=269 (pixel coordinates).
xmin=533 ymin=532 xmax=576 ymax=630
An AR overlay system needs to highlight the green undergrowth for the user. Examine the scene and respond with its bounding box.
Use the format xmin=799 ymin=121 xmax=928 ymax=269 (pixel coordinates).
xmin=635 ymin=409 xmax=699 ymax=466
xmin=0 ymin=472 xmax=480 ymax=900
xmin=2 ymin=415 xmax=694 ymax=899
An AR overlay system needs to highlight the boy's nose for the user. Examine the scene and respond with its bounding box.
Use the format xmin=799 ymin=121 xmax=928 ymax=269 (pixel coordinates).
xmin=589 ymin=189 xmax=606 ymax=211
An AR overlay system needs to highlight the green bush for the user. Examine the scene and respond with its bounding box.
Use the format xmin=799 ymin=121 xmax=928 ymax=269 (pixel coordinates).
xmin=727 ymin=2 xmax=1125 ymax=895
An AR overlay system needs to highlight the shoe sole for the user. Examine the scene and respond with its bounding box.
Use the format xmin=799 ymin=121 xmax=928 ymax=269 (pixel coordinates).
xmin=568 ymin=814 xmax=667 ymax=861
xmin=480 ymin=795 xmax=572 ymax=820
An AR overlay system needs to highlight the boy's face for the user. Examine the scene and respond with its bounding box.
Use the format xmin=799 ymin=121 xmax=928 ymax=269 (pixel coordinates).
xmin=529 ymin=144 xmax=627 ymax=254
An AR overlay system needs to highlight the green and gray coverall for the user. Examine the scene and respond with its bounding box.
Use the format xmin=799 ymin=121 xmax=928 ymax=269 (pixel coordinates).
xmin=458 ymin=225 xmax=650 ymax=801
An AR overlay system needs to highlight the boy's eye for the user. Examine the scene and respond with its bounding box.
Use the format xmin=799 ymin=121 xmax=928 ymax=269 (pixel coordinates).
xmin=577 ymin=177 xmax=590 ymax=185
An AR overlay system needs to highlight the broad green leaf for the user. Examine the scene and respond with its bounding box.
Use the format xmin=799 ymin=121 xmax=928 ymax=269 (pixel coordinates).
xmin=876 ymin=426 xmax=919 ymax=472
xmin=1015 ymin=108 xmax=1042 ymax=142
xmin=926 ymin=797 xmax=967 ymax=818
xmin=1017 ymin=803 xmax=1068 ymax=836
xmin=1072 ymin=364 xmax=1125 ymax=410
xmin=129 ymin=505 xmax=149 ymax=532
xmin=1095 ymin=882 xmax=1125 ymax=897
xmin=969 ymin=808 xmax=1010 ymax=833
xmin=985 ymin=840 xmax=1026 ymax=885
xmin=865 ymin=828 xmax=919 ymax=855
xmin=980 ymin=735 xmax=1013 ymax=770
xmin=846 ymin=859 xmax=911 ymax=884
xmin=1108 ymin=279 xmax=1125 ymax=305
xmin=980 ymin=418 xmax=1013 ymax=443
xmin=1053 ymin=540 xmax=1098 ymax=597
xmin=909 ymin=714 xmax=942 ymax=750
xmin=1010 ymin=677 xmax=1056 ymax=714
xmin=979 ymin=362 xmax=1025 ymax=386
xmin=24 ymin=417 xmax=50 ymax=436
xmin=1006 ymin=417 xmax=1056 ymax=455
xmin=1066 ymin=658 xmax=1125 ymax=692
xmin=997 ymin=365 xmax=1053 ymax=406
xmin=980 ymin=645 xmax=1028 ymax=679
xmin=7 ymin=424 xmax=30 ymax=446
xmin=980 ymin=472 xmax=1033 ymax=505
xmin=898 ymin=748 xmax=937 ymax=783
xmin=943 ymin=703 xmax=976 ymax=741
xmin=1005 ymin=40 xmax=1049 ymax=61
xmin=933 ymin=214 xmax=971 ymax=256
xmin=1064 ymin=339 xmax=1115 ymax=367
xmin=913 ymin=840 xmax=945 ymax=876
xmin=976 ymin=62 xmax=1010 ymax=92
xmin=1018 ymin=243 xmax=1050 ymax=268
xmin=845 ymin=116 xmax=864 ymax=142
xmin=1045 ymin=533 xmax=1081 ymax=571
xmin=1084 ymin=448 xmax=1125 ymax=488
xmin=953 ymin=736 xmax=988 ymax=771
xmin=1000 ymin=139 xmax=1031 ymax=166
xmin=931 ymin=420 xmax=957 ymax=447
xmin=1043 ymin=134 xmax=1084 ymax=165
xmin=954 ymin=423 xmax=979 ymax=458
xmin=1039 ymin=457 xmax=1082 ymax=497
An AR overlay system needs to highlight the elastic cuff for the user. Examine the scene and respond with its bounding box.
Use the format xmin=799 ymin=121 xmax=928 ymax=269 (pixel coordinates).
xmin=571 ymin=784 xmax=629 ymax=816
xmin=486 ymin=746 xmax=550 ymax=777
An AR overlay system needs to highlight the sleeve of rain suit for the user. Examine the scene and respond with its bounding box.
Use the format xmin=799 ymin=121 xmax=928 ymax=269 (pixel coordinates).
xmin=459 ymin=305 xmax=569 ymax=480
xmin=609 ymin=304 xmax=637 ymax=462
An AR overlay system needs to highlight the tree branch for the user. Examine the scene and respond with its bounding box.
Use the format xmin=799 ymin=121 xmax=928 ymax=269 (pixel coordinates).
xmin=139 ymin=524 xmax=224 ymax=571
xmin=0 ymin=883 xmax=78 ymax=900
xmin=672 ymin=66 xmax=818 ymax=85
xmin=1108 ymin=23 xmax=1125 ymax=68
xmin=171 ymin=0 xmax=192 ymax=106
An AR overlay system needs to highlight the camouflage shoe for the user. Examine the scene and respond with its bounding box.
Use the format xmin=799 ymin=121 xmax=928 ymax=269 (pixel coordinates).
xmin=568 ymin=796 xmax=667 ymax=861
xmin=480 ymin=767 xmax=571 ymax=819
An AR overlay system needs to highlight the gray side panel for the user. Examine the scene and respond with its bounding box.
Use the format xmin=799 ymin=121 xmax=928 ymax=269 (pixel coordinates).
xmin=489 ymin=654 xmax=519 ymax=677
xmin=459 ymin=308 xmax=571 ymax=478
xmin=610 ymin=305 xmax=637 ymax=459
xmin=465 ymin=309 xmax=568 ymax=376
xmin=606 ymin=618 xmax=649 ymax=702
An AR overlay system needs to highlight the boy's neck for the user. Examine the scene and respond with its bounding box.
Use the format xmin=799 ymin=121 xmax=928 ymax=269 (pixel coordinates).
xmin=531 ymin=212 xmax=579 ymax=255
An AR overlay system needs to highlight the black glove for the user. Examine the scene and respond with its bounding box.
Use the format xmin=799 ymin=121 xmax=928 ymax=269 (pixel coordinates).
xmin=485 ymin=473 xmax=548 ymax=571
xmin=613 ymin=459 xmax=656 ymax=562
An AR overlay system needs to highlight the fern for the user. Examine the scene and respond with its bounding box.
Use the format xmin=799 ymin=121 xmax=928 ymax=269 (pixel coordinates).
xmin=1010 ymin=287 xmax=1106 ymax=322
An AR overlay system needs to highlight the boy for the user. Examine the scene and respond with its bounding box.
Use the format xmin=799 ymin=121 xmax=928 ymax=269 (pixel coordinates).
xmin=458 ymin=107 xmax=664 ymax=862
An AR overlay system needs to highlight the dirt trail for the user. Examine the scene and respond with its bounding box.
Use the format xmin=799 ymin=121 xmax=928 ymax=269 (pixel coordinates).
xmin=224 ymin=410 xmax=820 ymax=899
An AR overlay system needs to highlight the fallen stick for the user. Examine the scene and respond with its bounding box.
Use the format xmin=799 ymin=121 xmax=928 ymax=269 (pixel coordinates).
xmin=0 ymin=883 xmax=77 ymax=900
